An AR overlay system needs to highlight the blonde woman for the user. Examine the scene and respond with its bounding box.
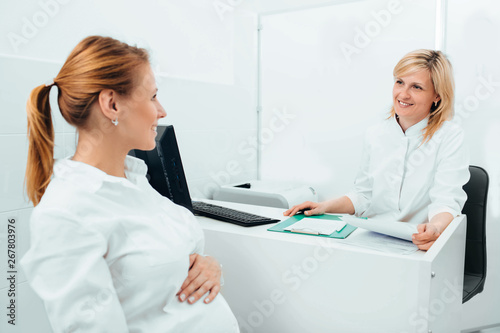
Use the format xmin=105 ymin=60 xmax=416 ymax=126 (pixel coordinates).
xmin=285 ymin=50 xmax=469 ymax=251
xmin=21 ymin=36 xmax=239 ymax=332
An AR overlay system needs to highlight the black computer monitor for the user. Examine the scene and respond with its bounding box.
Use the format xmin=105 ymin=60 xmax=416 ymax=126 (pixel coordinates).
xmin=129 ymin=125 xmax=194 ymax=212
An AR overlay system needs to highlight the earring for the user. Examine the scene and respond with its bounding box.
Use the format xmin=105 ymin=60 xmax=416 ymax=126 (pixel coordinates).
xmin=434 ymin=101 xmax=438 ymax=107
xmin=111 ymin=118 xmax=119 ymax=126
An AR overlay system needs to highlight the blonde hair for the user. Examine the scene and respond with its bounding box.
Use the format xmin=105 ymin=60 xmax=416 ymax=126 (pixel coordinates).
xmin=26 ymin=36 xmax=150 ymax=205
xmin=389 ymin=49 xmax=454 ymax=143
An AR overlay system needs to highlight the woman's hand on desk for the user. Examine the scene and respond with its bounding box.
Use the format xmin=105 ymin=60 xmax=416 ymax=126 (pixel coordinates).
xmin=412 ymin=213 xmax=453 ymax=250
xmin=283 ymin=201 xmax=327 ymax=216
xmin=177 ymin=254 xmax=222 ymax=305
xmin=284 ymin=197 xmax=355 ymax=216
xmin=412 ymin=224 xmax=441 ymax=251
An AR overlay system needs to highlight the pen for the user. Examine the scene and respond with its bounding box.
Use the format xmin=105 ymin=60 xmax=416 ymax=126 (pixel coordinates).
xmin=290 ymin=229 xmax=320 ymax=235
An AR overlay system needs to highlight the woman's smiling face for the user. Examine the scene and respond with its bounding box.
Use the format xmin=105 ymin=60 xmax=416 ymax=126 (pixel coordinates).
xmin=119 ymin=64 xmax=166 ymax=151
xmin=393 ymin=69 xmax=440 ymax=126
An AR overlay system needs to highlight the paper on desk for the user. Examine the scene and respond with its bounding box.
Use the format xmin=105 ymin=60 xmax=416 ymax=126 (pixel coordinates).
xmin=342 ymin=229 xmax=419 ymax=255
xmin=284 ymin=218 xmax=346 ymax=235
xmin=340 ymin=216 xmax=418 ymax=241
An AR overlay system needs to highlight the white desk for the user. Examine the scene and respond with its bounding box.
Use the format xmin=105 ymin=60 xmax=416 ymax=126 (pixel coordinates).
xmin=197 ymin=200 xmax=466 ymax=333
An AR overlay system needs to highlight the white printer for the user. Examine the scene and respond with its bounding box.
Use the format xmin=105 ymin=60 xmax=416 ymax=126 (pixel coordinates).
xmin=212 ymin=180 xmax=318 ymax=209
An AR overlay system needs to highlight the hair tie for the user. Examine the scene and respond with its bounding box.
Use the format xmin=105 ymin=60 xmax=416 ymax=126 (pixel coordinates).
xmin=45 ymin=79 xmax=55 ymax=87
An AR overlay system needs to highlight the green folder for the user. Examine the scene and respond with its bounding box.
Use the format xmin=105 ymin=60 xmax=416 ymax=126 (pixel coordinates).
xmin=267 ymin=214 xmax=357 ymax=239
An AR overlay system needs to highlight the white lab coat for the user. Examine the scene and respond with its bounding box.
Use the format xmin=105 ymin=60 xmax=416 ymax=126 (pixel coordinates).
xmin=21 ymin=156 xmax=239 ymax=333
xmin=346 ymin=116 xmax=470 ymax=224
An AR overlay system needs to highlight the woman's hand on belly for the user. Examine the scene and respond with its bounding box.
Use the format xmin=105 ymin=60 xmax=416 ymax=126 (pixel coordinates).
xmin=177 ymin=254 xmax=222 ymax=305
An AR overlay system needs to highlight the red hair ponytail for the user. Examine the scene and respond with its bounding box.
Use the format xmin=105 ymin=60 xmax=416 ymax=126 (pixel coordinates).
xmin=25 ymin=36 xmax=149 ymax=205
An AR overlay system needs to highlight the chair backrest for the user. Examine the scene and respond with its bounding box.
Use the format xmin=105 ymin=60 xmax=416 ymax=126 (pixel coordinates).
xmin=461 ymin=165 xmax=489 ymax=303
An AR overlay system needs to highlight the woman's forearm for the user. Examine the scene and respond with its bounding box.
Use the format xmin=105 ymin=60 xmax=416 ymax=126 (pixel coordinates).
xmin=429 ymin=212 xmax=454 ymax=234
xmin=324 ymin=196 xmax=355 ymax=215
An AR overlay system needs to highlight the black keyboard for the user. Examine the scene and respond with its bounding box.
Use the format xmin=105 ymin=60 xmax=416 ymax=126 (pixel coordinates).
xmin=192 ymin=201 xmax=280 ymax=227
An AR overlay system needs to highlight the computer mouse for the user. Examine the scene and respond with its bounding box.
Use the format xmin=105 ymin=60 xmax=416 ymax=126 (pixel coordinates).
xmin=295 ymin=208 xmax=311 ymax=215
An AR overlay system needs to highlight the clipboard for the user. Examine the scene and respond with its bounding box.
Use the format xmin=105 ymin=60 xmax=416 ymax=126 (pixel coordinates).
xmin=267 ymin=214 xmax=357 ymax=239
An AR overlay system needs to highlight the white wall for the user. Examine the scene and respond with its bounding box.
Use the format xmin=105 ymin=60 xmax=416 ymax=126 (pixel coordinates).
xmin=0 ymin=1 xmax=257 ymax=332
xmin=259 ymin=0 xmax=500 ymax=331
xmin=260 ymin=0 xmax=436 ymax=196
xmin=1 ymin=0 xmax=499 ymax=332
xmin=447 ymin=0 xmax=500 ymax=330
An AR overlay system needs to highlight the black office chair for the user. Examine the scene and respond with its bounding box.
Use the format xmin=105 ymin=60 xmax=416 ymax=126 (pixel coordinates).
xmin=461 ymin=165 xmax=489 ymax=303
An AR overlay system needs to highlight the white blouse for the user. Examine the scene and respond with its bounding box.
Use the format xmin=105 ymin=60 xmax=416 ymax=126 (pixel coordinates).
xmin=346 ymin=116 xmax=470 ymax=224
xmin=21 ymin=156 xmax=239 ymax=333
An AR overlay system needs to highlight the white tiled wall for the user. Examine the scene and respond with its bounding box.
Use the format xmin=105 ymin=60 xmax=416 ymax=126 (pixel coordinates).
xmin=0 ymin=281 xmax=52 ymax=333
xmin=1 ymin=1 xmax=257 ymax=332
xmin=0 ymin=209 xmax=39 ymax=331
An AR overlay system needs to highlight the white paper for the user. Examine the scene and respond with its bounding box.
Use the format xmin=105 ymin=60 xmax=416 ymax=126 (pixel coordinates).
xmin=340 ymin=216 xmax=418 ymax=241
xmin=343 ymin=229 xmax=419 ymax=255
xmin=285 ymin=218 xmax=346 ymax=235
